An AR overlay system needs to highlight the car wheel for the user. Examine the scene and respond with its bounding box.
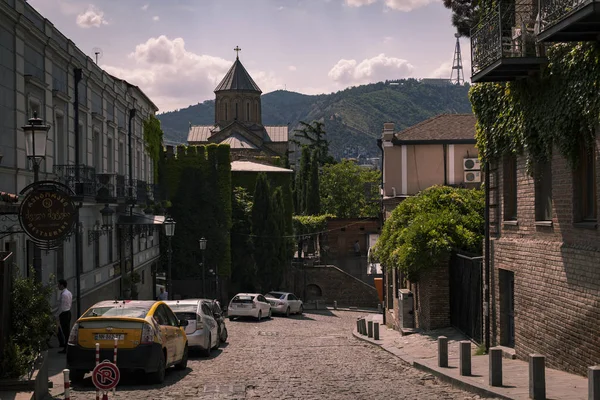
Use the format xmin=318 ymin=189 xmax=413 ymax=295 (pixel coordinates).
xmin=228 ymin=315 xmax=235 ymax=321
xmin=202 ymin=334 xmax=212 ymax=357
xmin=70 ymin=369 xmax=86 ymax=383
xmin=175 ymin=344 xmax=188 ymax=370
xmin=285 ymin=307 xmax=290 ymax=317
xmin=257 ymin=310 xmax=262 ymax=321
xmin=299 ymin=304 xmax=303 ymax=315
xmin=220 ymin=326 xmax=228 ymax=343
xmin=147 ymin=350 xmax=166 ymax=384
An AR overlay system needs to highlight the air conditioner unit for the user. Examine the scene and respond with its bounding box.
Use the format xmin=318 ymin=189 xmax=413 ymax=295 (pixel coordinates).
xmin=463 ymin=158 xmax=481 ymax=171
xmin=464 ymin=170 xmax=482 ymax=183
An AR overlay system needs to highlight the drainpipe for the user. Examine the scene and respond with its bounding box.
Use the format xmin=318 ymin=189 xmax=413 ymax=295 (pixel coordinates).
xmin=443 ymin=144 xmax=448 ymax=186
xmin=377 ymin=138 xmax=386 ymax=325
xmin=484 ymin=161 xmax=491 ymax=351
xmin=73 ymin=68 xmax=82 ymax=317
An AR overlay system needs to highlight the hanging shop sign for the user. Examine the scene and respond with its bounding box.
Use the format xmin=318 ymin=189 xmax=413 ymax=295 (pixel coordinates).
xmin=19 ymin=181 xmax=77 ymax=248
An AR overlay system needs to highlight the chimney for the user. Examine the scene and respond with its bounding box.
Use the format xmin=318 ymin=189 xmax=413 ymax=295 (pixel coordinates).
xmin=382 ymin=122 xmax=395 ymax=142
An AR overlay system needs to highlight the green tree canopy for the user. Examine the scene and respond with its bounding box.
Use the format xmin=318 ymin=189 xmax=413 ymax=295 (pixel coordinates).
xmin=231 ymin=187 xmax=257 ymax=293
xmin=374 ymin=186 xmax=484 ymax=281
xmin=320 ymin=159 xmax=381 ymax=218
xmin=291 ymin=121 xmax=335 ymax=166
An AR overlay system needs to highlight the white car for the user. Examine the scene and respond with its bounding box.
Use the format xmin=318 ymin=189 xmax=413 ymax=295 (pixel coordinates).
xmin=228 ymin=293 xmax=272 ymax=321
xmin=265 ymin=291 xmax=304 ymax=317
xmin=164 ymin=299 xmax=220 ymax=356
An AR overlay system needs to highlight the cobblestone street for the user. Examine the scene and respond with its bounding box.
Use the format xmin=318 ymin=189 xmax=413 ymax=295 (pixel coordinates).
xmin=56 ymin=310 xmax=487 ymax=400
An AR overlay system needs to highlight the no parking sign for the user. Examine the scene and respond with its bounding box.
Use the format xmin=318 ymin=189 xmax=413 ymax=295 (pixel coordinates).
xmin=92 ymin=361 xmax=120 ymax=391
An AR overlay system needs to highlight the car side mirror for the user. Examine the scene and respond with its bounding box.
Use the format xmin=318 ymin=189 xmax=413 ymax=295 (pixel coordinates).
xmin=179 ymin=320 xmax=189 ymax=327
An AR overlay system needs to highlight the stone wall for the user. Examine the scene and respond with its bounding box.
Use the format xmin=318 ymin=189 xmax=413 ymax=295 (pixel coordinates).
xmin=414 ymin=263 xmax=450 ymax=331
xmin=491 ymin=150 xmax=600 ymax=376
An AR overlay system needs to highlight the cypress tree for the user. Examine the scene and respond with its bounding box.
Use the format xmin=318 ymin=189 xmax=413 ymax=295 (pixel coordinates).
xmin=296 ymin=146 xmax=311 ymax=214
xmin=306 ymin=150 xmax=320 ymax=215
xmin=270 ymin=187 xmax=286 ymax=290
xmin=251 ymin=173 xmax=274 ymax=292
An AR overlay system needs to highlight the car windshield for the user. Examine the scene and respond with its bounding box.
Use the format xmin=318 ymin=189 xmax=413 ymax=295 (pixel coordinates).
xmin=266 ymin=292 xmax=285 ymax=299
xmin=232 ymin=295 xmax=255 ymax=303
xmin=83 ymin=306 xmax=149 ymax=318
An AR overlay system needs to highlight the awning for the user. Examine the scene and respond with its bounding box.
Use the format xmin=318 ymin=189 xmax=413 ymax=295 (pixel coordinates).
xmin=117 ymin=215 xmax=165 ymax=225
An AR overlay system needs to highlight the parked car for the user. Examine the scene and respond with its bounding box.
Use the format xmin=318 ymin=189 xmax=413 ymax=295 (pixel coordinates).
xmin=164 ymin=299 xmax=219 ymax=356
xmin=208 ymin=300 xmax=228 ymax=343
xmin=66 ymin=300 xmax=188 ymax=384
xmin=265 ymin=291 xmax=304 ymax=317
xmin=228 ymin=293 xmax=272 ymax=321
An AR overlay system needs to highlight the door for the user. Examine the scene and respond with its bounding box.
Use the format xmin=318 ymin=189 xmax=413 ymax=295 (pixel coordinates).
xmin=500 ymin=269 xmax=515 ymax=347
xmin=257 ymin=295 xmax=270 ymax=315
xmin=154 ymin=305 xmax=176 ymax=364
xmin=163 ymin=305 xmax=185 ymax=361
xmin=201 ymin=303 xmax=217 ymax=348
xmin=449 ymin=253 xmax=483 ymax=343
xmin=288 ymin=294 xmax=299 ymax=312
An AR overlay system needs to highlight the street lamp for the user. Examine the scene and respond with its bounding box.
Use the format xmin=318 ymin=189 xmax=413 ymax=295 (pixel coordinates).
xmin=100 ymin=204 xmax=114 ymax=229
xmin=199 ymin=237 xmax=207 ymax=298
xmin=22 ymin=112 xmax=50 ymax=282
xmin=22 ymin=112 xmax=50 ymax=182
xmin=164 ymin=217 xmax=176 ymax=300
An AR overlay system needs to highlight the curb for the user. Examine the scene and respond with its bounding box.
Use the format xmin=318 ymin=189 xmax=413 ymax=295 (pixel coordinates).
xmin=352 ymin=330 xmax=511 ymax=400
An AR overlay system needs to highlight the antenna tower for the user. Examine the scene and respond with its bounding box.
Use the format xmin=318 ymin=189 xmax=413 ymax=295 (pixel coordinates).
xmin=450 ymin=33 xmax=464 ymax=85
xmin=92 ymin=47 xmax=103 ymax=64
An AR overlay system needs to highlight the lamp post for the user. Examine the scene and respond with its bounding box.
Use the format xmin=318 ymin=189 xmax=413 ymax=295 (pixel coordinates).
xmin=100 ymin=204 xmax=114 ymax=229
xmin=164 ymin=217 xmax=176 ymax=300
xmin=22 ymin=112 xmax=50 ymax=281
xmin=199 ymin=237 xmax=207 ymax=298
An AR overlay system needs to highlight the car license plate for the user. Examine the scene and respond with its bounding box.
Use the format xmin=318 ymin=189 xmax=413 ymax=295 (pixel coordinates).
xmin=94 ymin=333 xmax=125 ymax=341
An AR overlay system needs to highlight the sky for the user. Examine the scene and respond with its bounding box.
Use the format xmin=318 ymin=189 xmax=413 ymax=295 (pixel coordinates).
xmin=27 ymin=0 xmax=471 ymax=113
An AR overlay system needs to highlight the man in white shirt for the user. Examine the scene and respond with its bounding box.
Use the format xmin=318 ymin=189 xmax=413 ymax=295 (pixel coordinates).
xmin=157 ymin=287 xmax=168 ymax=300
xmin=56 ymin=279 xmax=72 ymax=354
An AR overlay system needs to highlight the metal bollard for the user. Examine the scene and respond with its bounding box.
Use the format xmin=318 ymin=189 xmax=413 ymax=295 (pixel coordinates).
xmin=438 ymin=336 xmax=448 ymax=368
xmin=529 ymin=354 xmax=546 ymax=400
xmin=459 ymin=341 xmax=471 ymax=376
xmin=63 ymin=369 xmax=70 ymax=400
xmin=374 ymin=322 xmax=380 ymax=340
xmin=589 ymin=365 xmax=600 ymax=400
xmin=334 ymin=301 xmax=337 ymax=310
xmin=367 ymin=320 xmax=373 ymax=338
xmin=489 ymin=347 xmax=503 ymax=387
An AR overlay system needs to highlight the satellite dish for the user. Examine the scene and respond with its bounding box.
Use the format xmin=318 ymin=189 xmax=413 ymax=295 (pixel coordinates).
xmin=92 ymin=47 xmax=103 ymax=64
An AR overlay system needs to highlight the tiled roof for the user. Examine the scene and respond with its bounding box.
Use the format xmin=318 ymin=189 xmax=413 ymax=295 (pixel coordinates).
xmin=188 ymin=126 xmax=215 ymax=142
xmin=214 ymin=58 xmax=262 ymax=93
xmin=394 ymin=114 xmax=476 ymax=142
xmin=221 ymin=133 xmax=257 ymax=149
xmin=231 ymin=161 xmax=293 ymax=173
xmin=265 ymin=126 xmax=288 ymax=142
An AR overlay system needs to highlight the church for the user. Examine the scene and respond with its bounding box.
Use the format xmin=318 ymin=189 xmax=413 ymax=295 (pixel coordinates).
xmin=187 ymin=47 xmax=289 ymax=162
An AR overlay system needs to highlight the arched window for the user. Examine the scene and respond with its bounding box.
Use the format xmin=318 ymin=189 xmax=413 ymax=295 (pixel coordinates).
xmin=235 ymin=102 xmax=238 ymax=120
xmin=224 ymin=102 xmax=228 ymax=120
xmin=246 ymin=103 xmax=250 ymax=121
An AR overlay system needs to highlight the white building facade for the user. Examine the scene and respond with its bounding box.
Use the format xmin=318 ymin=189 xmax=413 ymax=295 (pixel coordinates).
xmin=0 ymin=0 xmax=163 ymax=315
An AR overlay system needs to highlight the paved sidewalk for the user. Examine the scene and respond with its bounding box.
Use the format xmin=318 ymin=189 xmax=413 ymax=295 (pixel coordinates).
xmin=354 ymin=314 xmax=589 ymax=400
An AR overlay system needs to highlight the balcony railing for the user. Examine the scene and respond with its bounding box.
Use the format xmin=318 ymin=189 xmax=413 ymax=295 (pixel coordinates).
xmin=96 ymin=174 xmax=116 ymax=202
xmin=136 ymin=180 xmax=148 ymax=204
xmin=116 ymin=174 xmax=127 ymax=198
xmin=54 ymin=165 xmax=96 ymax=198
xmin=471 ymin=1 xmax=546 ymax=83
xmin=538 ymin=0 xmax=600 ymax=41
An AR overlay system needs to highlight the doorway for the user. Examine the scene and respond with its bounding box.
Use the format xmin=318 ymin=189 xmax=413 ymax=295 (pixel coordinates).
xmin=499 ymin=269 xmax=515 ymax=347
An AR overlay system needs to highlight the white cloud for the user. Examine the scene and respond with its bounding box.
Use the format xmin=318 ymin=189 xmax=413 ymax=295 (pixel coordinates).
xmin=344 ymin=0 xmax=377 ymax=6
xmin=328 ymin=53 xmax=414 ymax=85
xmin=278 ymin=6 xmax=285 ymax=11
xmin=429 ymin=61 xmax=452 ymax=79
xmin=103 ymin=36 xmax=283 ymax=111
xmin=383 ymin=36 xmax=393 ymax=44
xmin=383 ymin=0 xmax=434 ymax=11
xmin=152 ymin=16 xmax=160 ymax=21
xmin=142 ymin=4 xmax=149 ymax=11
xmin=76 ymin=5 xmax=108 ymax=28
xmin=288 ymin=65 xmax=297 ymax=72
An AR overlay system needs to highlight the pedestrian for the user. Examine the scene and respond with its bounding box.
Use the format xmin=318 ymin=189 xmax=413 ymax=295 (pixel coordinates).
xmin=157 ymin=287 xmax=168 ymax=300
xmin=56 ymin=279 xmax=72 ymax=354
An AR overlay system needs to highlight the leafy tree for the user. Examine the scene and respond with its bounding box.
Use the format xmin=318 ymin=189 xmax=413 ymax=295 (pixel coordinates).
xmin=291 ymin=121 xmax=335 ymax=166
xmin=305 ymin=150 xmax=320 ymax=215
xmin=320 ymin=159 xmax=381 ymax=218
xmin=231 ymin=187 xmax=257 ymax=292
xmin=443 ymin=0 xmax=479 ymax=37
xmin=374 ymin=186 xmax=484 ymax=281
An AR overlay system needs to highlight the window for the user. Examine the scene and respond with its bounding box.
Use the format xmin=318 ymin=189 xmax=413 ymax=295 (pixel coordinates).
xmin=235 ymin=103 xmax=238 ymax=120
xmin=107 ymin=137 xmax=114 ymax=173
xmin=118 ymin=142 xmax=125 ymax=174
xmin=136 ymin=150 xmax=141 ymax=180
xmin=534 ymin=160 xmax=552 ymax=221
xmin=246 ymin=103 xmax=250 ymax=121
xmin=574 ymin=144 xmax=597 ymax=222
xmin=93 ymin=130 xmax=101 ymax=170
xmin=55 ymin=114 xmax=65 ymax=165
xmin=503 ymin=155 xmax=517 ymax=221
xmin=108 ymin=229 xmax=113 ymax=263
xmin=224 ymin=103 xmax=228 ymax=120
xmin=79 ymin=121 xmax=86 ymax=164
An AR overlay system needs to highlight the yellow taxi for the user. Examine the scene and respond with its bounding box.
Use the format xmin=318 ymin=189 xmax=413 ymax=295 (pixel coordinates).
xmin=66 ymin=300 xmax=188 ymax=384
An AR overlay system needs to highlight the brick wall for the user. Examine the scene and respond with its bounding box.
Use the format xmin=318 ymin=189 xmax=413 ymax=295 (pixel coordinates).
xmin=414 ymin=263 xmax=450 ymax=331
xmin=492 ymin=147 xmax=600 ymax=376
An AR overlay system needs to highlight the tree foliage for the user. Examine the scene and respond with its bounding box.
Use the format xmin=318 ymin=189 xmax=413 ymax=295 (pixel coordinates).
xmin=294 ymin=147 xmax=311 ymax=214
xmin=320 ymin=159 xmax=381 ymax=218
xmin=443 ymin=0 xmax=479 ymax=37
xmin=143 ymin=115 xmax=164 ymax=182
xmin=231 ymin=187 xmax=257 ymax=293
xmin=1 ymin=269 xmax=56 ymax=379
xmin=305 ymin=150 xmax=321 ymax=215
xmin=291 ymin=121 xmax=335 ymax=166
xmin=374 ymin=186 xmax=484 ymax=281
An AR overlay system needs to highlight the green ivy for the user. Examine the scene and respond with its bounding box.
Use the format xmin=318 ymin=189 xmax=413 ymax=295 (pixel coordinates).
xmin=292 ymin=214 xmax=334 ymax=237
xmin=470 ymin=42 xmax=600 ymax=170
xmin=143 ymin=115 xmax=164 ymax=182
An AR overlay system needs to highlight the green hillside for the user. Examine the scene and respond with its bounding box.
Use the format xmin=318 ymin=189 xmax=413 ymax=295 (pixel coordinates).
xmin=157 ymin=79 xmax=473 ymax=159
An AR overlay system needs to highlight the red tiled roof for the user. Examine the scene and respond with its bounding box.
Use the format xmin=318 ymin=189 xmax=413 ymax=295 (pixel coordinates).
xmin=394 ymin=114 xmax=476 ymax=142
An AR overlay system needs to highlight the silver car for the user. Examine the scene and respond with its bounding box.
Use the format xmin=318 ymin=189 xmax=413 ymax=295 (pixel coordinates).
xmin=164 ymin=299 xmax=219 ymax=356
xmin=265 ymin=291 xmax=304 ymax=317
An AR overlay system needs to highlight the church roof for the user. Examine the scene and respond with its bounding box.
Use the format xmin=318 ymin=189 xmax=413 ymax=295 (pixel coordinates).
xmin=221 ymin=133 xmax=258 ymax=149
xmin=231 ymin=161 xmax=293 ymax=173
xmin=188 ymin=125 xmax=288 ymax=143
xmin=214 ymin=58 xmax=262 ymax=93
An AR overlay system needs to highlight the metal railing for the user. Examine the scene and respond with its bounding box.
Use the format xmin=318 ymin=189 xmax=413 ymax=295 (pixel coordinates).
xmin=96 ymin=173 xmax=116 ymax=201
xmin=53 ymin=164 xmax=96 ymax=197
xmin=539 ymin=0 xmax=594 ymax=31
xmin=471 ymin=1 xmax=539 ymax=76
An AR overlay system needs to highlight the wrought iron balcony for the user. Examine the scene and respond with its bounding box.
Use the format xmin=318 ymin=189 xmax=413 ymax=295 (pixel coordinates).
xmin=53 ymin=165 xmax=96 ymax=198
xmin=116 ymin=174 xmax=127 ymax=199
xmin=136 ymin=180 xmax=148 ymax=204
xmin=148 ymin=183 xmax=165 ymax=203
xmin=96 ymin=174 xmax=117 ymax=202
xmin=471 ymin=1 xmax=546 ymax=83
xmin=538 ymin=0 xmax=600 ymax=41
